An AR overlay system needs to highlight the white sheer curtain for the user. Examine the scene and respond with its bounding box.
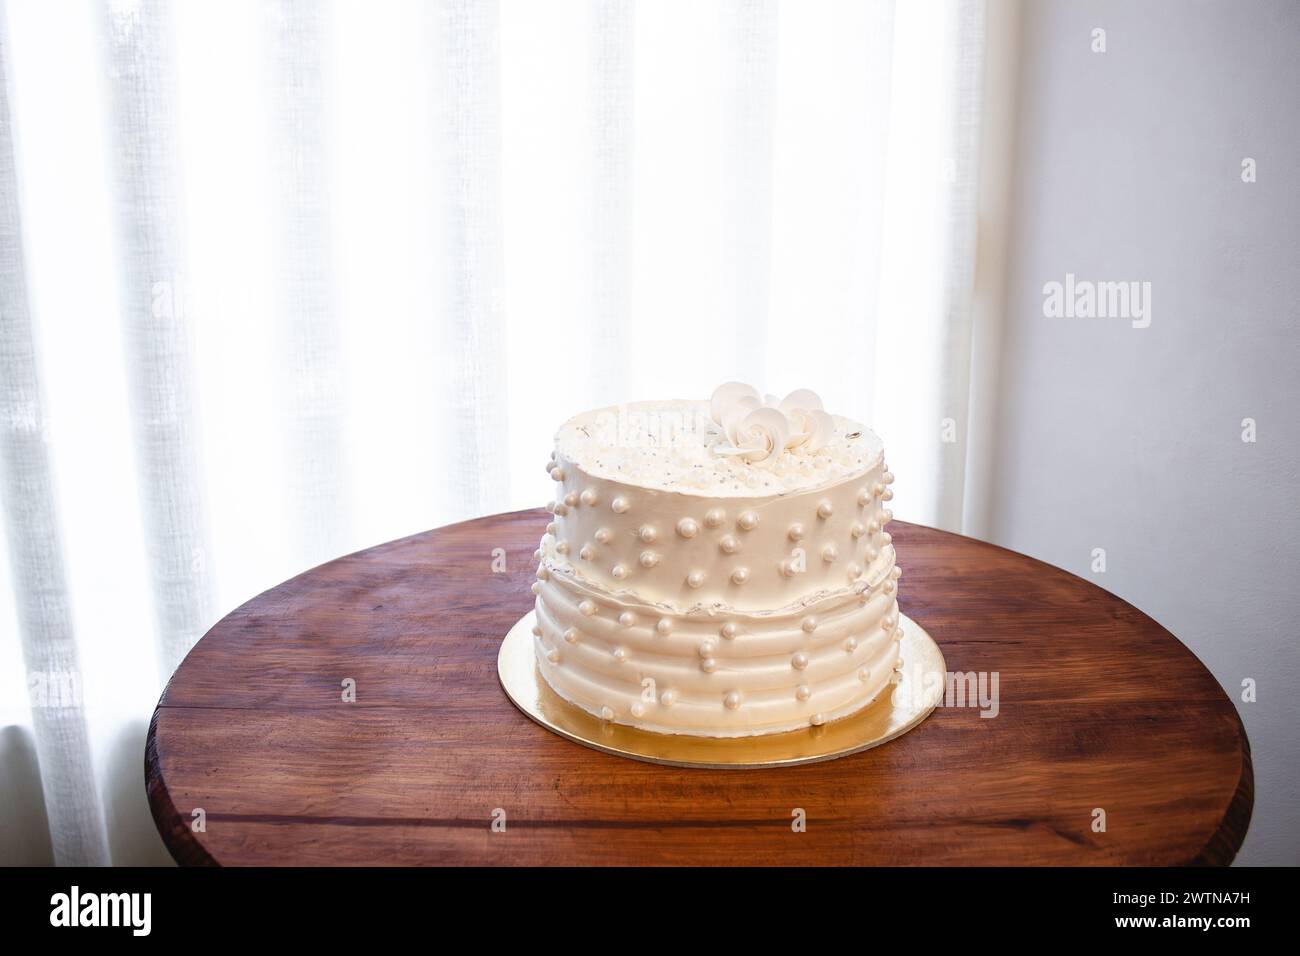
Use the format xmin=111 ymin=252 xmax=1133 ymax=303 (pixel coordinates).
xmin=0 ymin=0 xmax=986 ymax=865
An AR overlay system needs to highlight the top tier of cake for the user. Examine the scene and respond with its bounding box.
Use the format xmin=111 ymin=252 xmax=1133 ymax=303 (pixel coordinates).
xmin=554 ymin=400 xmax=881 ymax=497
xmin=543 ymin=395 xmax=894 ymax=613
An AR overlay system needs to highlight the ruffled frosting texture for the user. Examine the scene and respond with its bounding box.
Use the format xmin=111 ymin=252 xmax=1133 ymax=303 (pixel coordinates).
xmin=709 ymin=382 xmax=835 ymax=464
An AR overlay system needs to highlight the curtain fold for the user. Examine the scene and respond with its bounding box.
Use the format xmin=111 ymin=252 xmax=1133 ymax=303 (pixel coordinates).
xmin=933 ymin=0 xmax=986 ymax=532
xmin=721 ymin=0 xmax=778 ymax=385
xmin=435 ymin=0 xmax=511 ymax=516
xmin=0 ymin=12 xmax=110 ymax=865
xmin=0 ymin=0 xmax=987 ymax=864
xmin=266 ymin=0 xmax=353 ymax=568
xmin=101 ymin=0 xmax=216 ymax=680
xmin=582 ymin=0 xmax=634 ymax=407
xmin=869 ymin=0 xmax=985 ymax=533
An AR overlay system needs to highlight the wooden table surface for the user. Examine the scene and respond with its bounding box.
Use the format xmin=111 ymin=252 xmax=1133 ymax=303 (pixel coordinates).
xmin=146 ymin=509 xmax=1252 ymax=866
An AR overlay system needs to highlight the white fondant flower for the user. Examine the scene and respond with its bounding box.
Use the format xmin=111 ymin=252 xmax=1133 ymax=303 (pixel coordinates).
xmin=709 ymin=382 xmax=835 ymax=463
xmin=710 ymin=381 xmax=761 ymax=426
xmin=712 ymin=406 xmax=790 ymax=464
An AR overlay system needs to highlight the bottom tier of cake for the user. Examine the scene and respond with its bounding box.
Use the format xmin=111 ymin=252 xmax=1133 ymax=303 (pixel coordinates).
xmin=530 ymin=540 xmax=904 ymax=737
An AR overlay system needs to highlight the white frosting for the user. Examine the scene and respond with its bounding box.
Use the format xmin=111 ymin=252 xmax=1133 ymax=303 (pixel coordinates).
xmin=536 ymin=388 xmax=899 ymax=737
xmin=554 ymin=400 xmax=880 ymax=497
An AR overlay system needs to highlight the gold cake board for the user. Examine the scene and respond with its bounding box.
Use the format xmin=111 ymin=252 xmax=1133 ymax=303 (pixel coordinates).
xmin=497 ymin=610 xmax=945 ymax=769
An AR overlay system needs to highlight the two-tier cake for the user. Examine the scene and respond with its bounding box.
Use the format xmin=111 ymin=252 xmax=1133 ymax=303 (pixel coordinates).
xmin=529 ymin=383 xmax=901 ymax=737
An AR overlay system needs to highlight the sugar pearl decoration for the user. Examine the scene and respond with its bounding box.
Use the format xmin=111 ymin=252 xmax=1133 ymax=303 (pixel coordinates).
xmin=859 ymin=667 xmax=871 ymax=682
xmin=656 ymin=617 xmax=674 ymax=635
xmin=530 ymin=582 xmax=541 ymax=595
xmin=816 ymin=500 xmax=834 ymax=519
xmin=553 ymin=502 xmax=568 ymax=516
xmin=611 ymin=496 xmax=630 ymax=514
xmin=780 ymin=559 xmax=798 ymax=578
xmin=564 ymin=628 xmax=578 ymax=643
xmin=612 ymin=564 xmax=628 ymax=579
xmin=791 ymin=652 xmax=809 ymax=671
xmin=594 ymin=527 xmax=612 ymax=544
xmin=867 ymin=519 xmax=879 ymax=534
xmin=536 ymin=567 xmax=549 ymax=581
xmin=847 ymin=562 xmax=862 ymax=580
xmin=787 ymin=522 xmax=805 ymax=541
xmin=699 ymin=640 xmax=716 ymax=658
xmin=796 ymin=685 xmax=811 ymax=701
xmin=843 ymin=637 xmax=858 ymax=652
xmin=882 ymin=488 xmax=894 ymax=501
xmin=564 ymin=492 xmax=578 ymax=507
xmin=883 ymin=580 xmax=896 ymax=594
xmin=676 ymin=517 xmax=699 ymax=538
xmin=858 ymin=489 xmax=870 ymax=507
xmin=737 ymin=510 xmax=759 ymax=531
xmin=550 ymin=466 xmax=565 ymax=481
xmin=731 ymin=567 xmax=750 ymax=585
xmin=531 ymin=624 xmax=542 ymax=637
xmin=546 ymin=522 xmax=557 ymax=535
xmin=704 ymin=508 xmax=725 ymax=528
xmin=555 ymin=541 xmax=569 ymax=555
xmin=660 ymin=689 xmax=677 ymax=707
xmin=630 ymin=702 xmax=645 ymax=718
xmin=882 ymin=509 xmax=894 ymax=524
xmin=700 ymin=657 xmax=717 ymax=673
xmin=613 ymin=646 xmax=627 ymax=662
xmin=883 ymin=471 xmax=895 ymax=484
xmin=720 ymin=622 xmax=738 ymax=639
xmin=618 ymin=611 xmax=635 ymax=627
xmin=822 ymin=543 xmax=838 ymax=563
xmin=580 ymin=488 xmax=598 ymax=506
xmin=801 ymin=616 xmax=818 ymax=633
xmin=638 ymin=525 xmax=657 ymax=543
xmin=579 ymin=545 xmax=594 ymax=560
xmin=880 ymin=532 xmax=892 ymax=546
xmin=891 ymin=566 xmax=902 ymax=580
xmin=850 ymin=522 xmax=866 ymax=539
xmin=723 ymin=691 xmax=743 ymax=710
xmin=639 ymin=550 xmax=660 ymax=568
xmin=547 ymin=648 xmax=560 ymax=663
xmin=810 ymin=713 xmax=826 ymax=727
xmin=686 ymin=570 xmax=705 ymax=588
xmin=600 ymin=705 xmax=614 ymax=721
xmin=579 ymin=600 xmax=596 ymax=616
xmin=872 ymin=483 xmax=885 ymax=497
xmin=719 ymin=534 xmax=740 ymax=554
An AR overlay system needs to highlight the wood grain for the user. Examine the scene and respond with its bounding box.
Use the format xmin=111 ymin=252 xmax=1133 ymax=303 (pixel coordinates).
xmin=145 ymin=510 xmax=1252 ymax=866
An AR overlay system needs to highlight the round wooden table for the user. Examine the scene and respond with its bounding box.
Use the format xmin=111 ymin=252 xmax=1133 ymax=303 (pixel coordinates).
xmin=146 ymin=510 xmax=1252 ymax=865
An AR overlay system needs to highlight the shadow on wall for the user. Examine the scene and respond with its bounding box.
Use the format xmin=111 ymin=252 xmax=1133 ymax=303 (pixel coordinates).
xmin=105 ymin=718 xmax=175 ymax=867
xmin=0 ymin=721 xmax=174 ymax=866
xmin=0 ymin=724 xmax=54 ymax=865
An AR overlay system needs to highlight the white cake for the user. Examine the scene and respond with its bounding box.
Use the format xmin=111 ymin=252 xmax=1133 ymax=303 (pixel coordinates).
xmin=530 ymin=383 xmax=901 ymax=737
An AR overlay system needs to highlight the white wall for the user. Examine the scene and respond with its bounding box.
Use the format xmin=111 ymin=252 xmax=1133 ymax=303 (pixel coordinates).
xmin=979 ymin=0 xmax=1300 ymax=864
